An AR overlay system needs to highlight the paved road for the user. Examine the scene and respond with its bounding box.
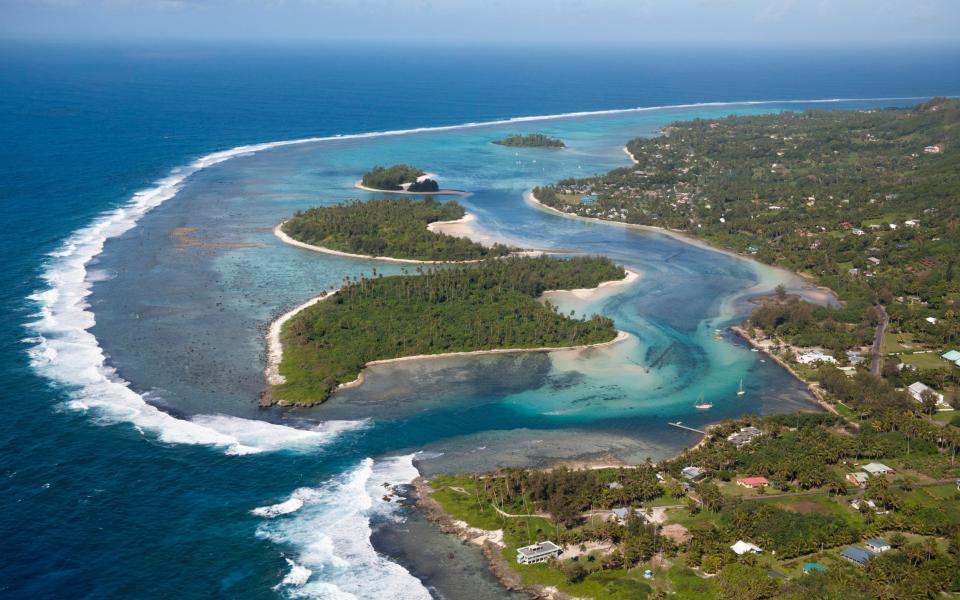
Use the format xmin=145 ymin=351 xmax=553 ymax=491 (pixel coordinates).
xmin=871 ymin=304 xmax=888 ymax=376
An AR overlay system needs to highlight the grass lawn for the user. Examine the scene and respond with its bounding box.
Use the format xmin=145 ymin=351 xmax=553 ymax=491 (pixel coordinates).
xmin=883 ymin=330 xmax=920 ymax=353
xmin=899 ymin=351 xmax=949 ymax=370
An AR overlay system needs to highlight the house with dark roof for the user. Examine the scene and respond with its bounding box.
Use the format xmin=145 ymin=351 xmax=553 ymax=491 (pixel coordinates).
xmin=840 ymin=546 xmax=871 ymax=567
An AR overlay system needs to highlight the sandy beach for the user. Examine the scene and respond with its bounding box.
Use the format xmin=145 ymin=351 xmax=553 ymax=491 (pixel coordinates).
xmin=541 ymin=268 xmax=640 ymax=303
xmin=354 ymin=178 xmax=470 ymax=196
xmin=264 ymin=274 xmax=634 ymax=399
xmin=274 ymin=217 xmax=538 ymax=265
xmin=623 ymin=145 xmax=639 ymax=164
xmin=525 ymin=191 xmax=837 ymax=306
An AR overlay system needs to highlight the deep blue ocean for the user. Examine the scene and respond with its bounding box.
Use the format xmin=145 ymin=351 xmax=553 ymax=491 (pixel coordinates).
xmin=2 ymin=42 xmax=959 ymax=599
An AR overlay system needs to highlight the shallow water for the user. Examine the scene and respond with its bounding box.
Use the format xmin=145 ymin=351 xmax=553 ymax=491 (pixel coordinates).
xmin=10 ymin=42 xmax=958 ymax=598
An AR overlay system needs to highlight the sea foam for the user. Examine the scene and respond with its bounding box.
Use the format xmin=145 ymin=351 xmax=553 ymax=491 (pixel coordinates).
xmin=24 ymin=95 xmax=921 ymax=454
xmin=255 ymin=454 xmax=431 ymax=599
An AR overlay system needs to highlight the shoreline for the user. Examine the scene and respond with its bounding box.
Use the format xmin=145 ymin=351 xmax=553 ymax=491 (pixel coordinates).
xmin=622 ymin=145 xmax=639 ymax=164
xmin=355 ymin=180 xmax=471 ymax=196
xmin=274 ymin=218 xmax=538 ymax=265
xmin=263 ymin=274 xmax=634 ymax=406
xmin=729 ymin=325 xmax=838 ymax=416
xmin=525 ymin=191 xmax=837 ymax=306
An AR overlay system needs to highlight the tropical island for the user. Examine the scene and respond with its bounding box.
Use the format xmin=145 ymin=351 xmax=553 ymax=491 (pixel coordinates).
xmin=493 ymin=133 xmax=566 ymax=148
xmin=267 ymin=255 xmax=629 ymax=406
xmin=279 ymin=198 xmax=513 ymax=262
xmin=358 ymin=164 xmax=448 ymax=193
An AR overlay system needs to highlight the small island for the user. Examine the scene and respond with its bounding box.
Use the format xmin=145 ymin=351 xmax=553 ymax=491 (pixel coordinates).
xmin=280 ymin=198 xmax=513 ymax=262
xmin=268 ymin=256 xmax=628 ymax=406
xmin=493 ymin=133 xmax=565 ymax=148
xmin=359 ymin=164 xmax=443 ymax=193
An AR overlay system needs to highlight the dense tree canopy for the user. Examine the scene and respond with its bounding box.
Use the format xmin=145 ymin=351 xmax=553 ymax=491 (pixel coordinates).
xmin=493 ymin=133 xmax=565 ymax=148
xmin=282 ymin=198 xmax=512 ymax=261
xmin=361 ymin=164 xmax=439 ymax=191
xmin=274 ymin=256 xmax=626 ymax=405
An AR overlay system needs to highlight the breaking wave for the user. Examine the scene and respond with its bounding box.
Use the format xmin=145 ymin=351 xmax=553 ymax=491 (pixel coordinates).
xmin=256 ymin=454 xmax=431 ymax=599
xmin=23 ymin=95 xmax=922 ymax=452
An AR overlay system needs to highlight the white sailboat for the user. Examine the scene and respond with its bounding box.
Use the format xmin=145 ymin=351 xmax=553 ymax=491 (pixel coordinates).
xmin=737 ymin=378 xmax=746 ymax=396
xmin=694 ymin=391 xmax=713 ymax=410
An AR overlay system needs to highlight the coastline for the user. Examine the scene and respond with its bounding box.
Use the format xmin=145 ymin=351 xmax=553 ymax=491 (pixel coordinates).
xmin=275 ymin=218 xmax=540 ymax=265
xmin=263 ymin=273 xmax=634 ymax=406
xmin=622 ymin=145 xmax=639 ymax=164
xmin=525 ymin=191 xmax=837 ymax=306
xmin=729 ymin=325 xmax=837 ymax=416
xmin=355 ymin=180 xmax=471 ymax=196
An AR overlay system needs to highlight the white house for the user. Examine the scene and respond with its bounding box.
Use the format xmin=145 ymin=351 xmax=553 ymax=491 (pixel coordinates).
xmin=908 ymin=381 xmax=951 ymax=410
xmin=516 ymin=541 xmax=562 ymax=565
xmin=797 ymin=351 xmax=837 ymax=365
xmin=862 ymin=463 xmax=895 ymax=476
xmin=926 ymin=317 xmax=938 ymax=325
xmin=731 ymin=540 xmax=762 ymax=555
xmin=865 ymin=539 xmax=892 ymax=554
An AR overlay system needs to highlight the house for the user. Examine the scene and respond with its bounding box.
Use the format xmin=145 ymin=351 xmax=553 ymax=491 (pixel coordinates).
xmin=516 ymin=541 xmax=562 ymax=565
xmin=727 ymin=426 xmax=763 ymax=448
xmin=840 ymin=546 xmax=872 ymax=567
xmin=681 ymin=466 xmax=706 ymax=481
xmin=942 ymin=350 xmax=960 ymax=362
xmin=924 ymin=145 xmax=942 ymax=154
xmin=862 ymin=463 xmax=895 ymax=476
xmin=736 ymin=477 xmax=770 ymax=489
xmin=803 ymin=562 xmax=827 ymax=575
xmin=867 ymin=257 xmax=881 ymax=266
xmin=852 ymin=228 xmax=865 ymax=236
xmin=907 ymin=381 xmax=950 ymax=410
xmin=865 ymin=539 xmax=892 ymax=553
xmin=607 ymin=481 xmax=624 ymax=490
xmin=846 ymin=472 xmax=870 ymax=487
xmin=926 ymin=317 xmax=938 ymax=325
xmin=904 ymin=220 xmax=919 ymax=227
xmin=731 ymin=540 xmax=762 ymax=555
xmin=797 ymin=351 xmax=837 ymax=365
xmin=850 ymin=498 xmax=877 ymax=511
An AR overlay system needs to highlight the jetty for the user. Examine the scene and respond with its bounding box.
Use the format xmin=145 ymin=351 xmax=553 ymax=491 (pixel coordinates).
xmin=668 ymin=422 xmax=705 ymax=434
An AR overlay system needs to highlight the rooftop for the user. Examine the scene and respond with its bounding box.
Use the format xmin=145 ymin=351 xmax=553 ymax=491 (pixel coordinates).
xmin=517 ymin=541 xmax=561 ymax=558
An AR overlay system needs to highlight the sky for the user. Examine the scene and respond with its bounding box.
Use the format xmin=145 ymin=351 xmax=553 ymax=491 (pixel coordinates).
xmin=1 ymin=0 xmax=959 ymax=44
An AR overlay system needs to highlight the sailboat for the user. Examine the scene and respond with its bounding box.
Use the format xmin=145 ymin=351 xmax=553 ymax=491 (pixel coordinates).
xmin=694 ymin=391 xmax=713 ymax=410
xmin=737 ymin=378 xmax=746 ymax=396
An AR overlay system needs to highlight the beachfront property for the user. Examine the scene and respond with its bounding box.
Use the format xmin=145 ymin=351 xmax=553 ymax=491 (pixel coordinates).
xmin=730 ymin=540 xmax=762 ymax=555
xmin=726 ymin=426 xmax=762 ymax=448
xmin=681 ymin=466 xmax=706 ymax=481
xmin=840 ymin=546 xmax=872 ymax=567
xmin=796 ymin=351 xmax=837 ymax=365
xmin=865 ymin=539 xmax=892 ymax=554
xmin=861 ymin=463 xmax=895 ymax=476
xmin=846 ymin=472 xmax=870 ymax=487
xmin=516 ymin=541 xmax=562 ymax=565
xmin=736 ymin=476 xmax=770 ymax=489
xmin=907 ymin=381 xmax=952 ymax=411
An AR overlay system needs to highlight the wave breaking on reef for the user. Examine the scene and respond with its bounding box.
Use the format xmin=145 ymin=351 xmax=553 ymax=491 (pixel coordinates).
xmin=23 ymin=95 xmax=922 ymax=453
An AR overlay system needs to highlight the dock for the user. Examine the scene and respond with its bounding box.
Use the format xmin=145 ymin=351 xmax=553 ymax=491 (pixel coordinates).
xmin=668 ymin=422 xmax=705 ymax=434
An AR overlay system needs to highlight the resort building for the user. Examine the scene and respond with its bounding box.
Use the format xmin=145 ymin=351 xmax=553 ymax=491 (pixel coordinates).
xmin=730 ymin=540 xmax=762 ymax=555
xmin=681 ymin=466 xmax=706 ymax=481
xmin=840 ymin=546 xmax=872 ymax=567
xmin=861 ymin=463 xmax=895 ymax=476
xmin=736 ymin=477 xmax=770 ymax=489
xmin=865 ymin=539 xmax=892 ymax=554
xmin=846 ymin=472 xmax=870 ymax=487
xmin=516 ymin=541 xmax=562 ymax=565
xmin=726 ymin=426 xmax=763 ymax=448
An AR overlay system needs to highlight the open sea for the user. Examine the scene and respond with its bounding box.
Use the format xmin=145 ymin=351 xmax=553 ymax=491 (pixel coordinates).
xmin=2 ymin=42 xmax=959 ymax=599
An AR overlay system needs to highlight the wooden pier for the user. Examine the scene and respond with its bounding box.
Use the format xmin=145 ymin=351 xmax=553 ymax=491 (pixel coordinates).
xmin=668 ymin=422 xmax=705 ymax=435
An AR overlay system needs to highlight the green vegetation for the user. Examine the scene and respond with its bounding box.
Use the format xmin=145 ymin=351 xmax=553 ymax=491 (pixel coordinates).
xmin=360 ymin=164 xmax=439 ymax=192
xmin=534 ymin=99 xmax=960 ymax=405
xmin=429 ymin=408 xmax=960 ymax=599
xmin=273 ymin=256 xmax=625 ymax=405
xmin=281 ymin=198 xmax=512 ymax=261
xmin=493 ymin=133 xmax=566 ymax=148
